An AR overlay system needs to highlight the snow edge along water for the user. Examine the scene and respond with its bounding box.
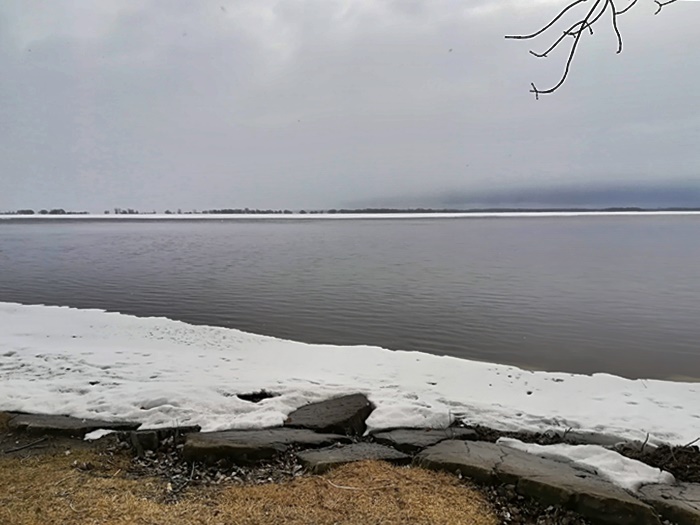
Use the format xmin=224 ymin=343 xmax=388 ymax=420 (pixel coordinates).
xmin=1 ymin=301 xmax=699 ymax=445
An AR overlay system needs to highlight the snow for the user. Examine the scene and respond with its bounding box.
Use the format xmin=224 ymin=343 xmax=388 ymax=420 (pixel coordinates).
xmin=497 ymin=438 xmax=675 ymax=492
xmin=1 ymin=301 xmax=700 ymax=444
xmin=1 ymin=211 xmax=700 ymax=221
xmin=84 ymin=429 xmax=115 ymax=441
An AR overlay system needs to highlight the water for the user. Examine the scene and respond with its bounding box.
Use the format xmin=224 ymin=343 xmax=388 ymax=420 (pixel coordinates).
xmin=1 ymin=215 xmax=699 ymax=380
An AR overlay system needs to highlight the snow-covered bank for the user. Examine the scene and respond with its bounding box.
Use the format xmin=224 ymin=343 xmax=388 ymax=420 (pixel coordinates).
xmin=1 ymin=302 xmax=699 ymax=444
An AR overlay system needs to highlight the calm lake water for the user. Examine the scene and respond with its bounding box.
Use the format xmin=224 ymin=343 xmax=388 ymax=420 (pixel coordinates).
xmin=1 ymin=215 xmax=699 ymax=380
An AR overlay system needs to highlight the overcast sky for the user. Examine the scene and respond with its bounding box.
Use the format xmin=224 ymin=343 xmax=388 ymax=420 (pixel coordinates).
xmin=1 ymin=0 xmax=699 ymax=211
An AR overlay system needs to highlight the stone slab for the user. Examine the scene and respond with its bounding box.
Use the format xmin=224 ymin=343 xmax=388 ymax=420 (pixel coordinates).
xmin=639 ymin=483 xmax=700 ymax=525
xmin=183 ymin=428 xmax=350 ymax=465
xmin=7 ymin=413 xmax=140 ymax=438
xmin=372 ymin=427 xmax=477 ymax=454
xmin=415 ymin=440 xmax=660 ymax=525
xmin=284 ymin=394 xmax=374 ymax=436
xmin=297 ymin=442 xmax=411 ymax=474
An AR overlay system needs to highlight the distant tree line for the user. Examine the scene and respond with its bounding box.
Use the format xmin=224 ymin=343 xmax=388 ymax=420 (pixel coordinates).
xmin=0 ymin=209 xmax=89 ymax=215
xmin=106 ymin=208 xmax=160 ymax=215
xmin=4 ymin=206 xmax=700 ymax=216
xmin=200 ymin=208 xmax=295 ymax=215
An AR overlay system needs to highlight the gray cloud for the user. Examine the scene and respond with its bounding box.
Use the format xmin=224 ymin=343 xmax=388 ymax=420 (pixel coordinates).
xmin=1 ymin=0 xmax=699 ymax=211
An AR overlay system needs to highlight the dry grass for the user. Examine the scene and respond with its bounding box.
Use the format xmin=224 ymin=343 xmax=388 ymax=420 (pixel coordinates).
xmin=0 ymin=446 xmax=497 ymax=525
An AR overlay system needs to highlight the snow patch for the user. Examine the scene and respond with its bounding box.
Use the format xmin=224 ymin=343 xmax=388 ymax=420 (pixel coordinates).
xmin=84 ymin=429 xmax=115 ymax=441
xmin=497 ymin=438 xmax=675 ymax=492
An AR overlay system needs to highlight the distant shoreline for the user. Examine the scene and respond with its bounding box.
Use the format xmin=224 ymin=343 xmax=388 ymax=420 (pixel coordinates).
xmin=2 ymin=210 xmax=700 ymax=221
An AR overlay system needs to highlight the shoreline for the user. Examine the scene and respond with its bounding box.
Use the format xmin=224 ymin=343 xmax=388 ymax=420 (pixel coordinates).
xmin=2 ymin=210 xmax=700 ymax=221
xmin=2 ymin=301 xmax=700 ymax=446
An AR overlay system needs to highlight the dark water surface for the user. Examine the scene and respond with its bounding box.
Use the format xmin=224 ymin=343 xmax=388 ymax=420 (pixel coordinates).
xmin=1 ymin=216 xmax=699 ymax=380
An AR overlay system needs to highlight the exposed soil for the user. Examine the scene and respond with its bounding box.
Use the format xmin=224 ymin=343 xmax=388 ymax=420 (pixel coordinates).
xmin=463 ymin=425 xmax=570 ymax=446
xmin=485 ymin=484 xmax=591 ymax=525
xmin=115 ymin=431 xmax=595 ymax=524
xmin=620 ymin=443 xmax=700 ymax=483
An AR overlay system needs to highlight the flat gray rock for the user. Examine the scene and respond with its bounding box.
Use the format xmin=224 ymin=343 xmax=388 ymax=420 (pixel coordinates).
xmin=183 ymin=428 xmax=350 ymax=465
xmin=415 ymin=440 xmax=660 ymax=525
xmin=7 ymin=413 xmax=139 ymax=438
xmin=297 ymin=442 xmax=411 ymax=474
xmin=284 ymin=394 xmax=374 ymax=436
xmin=372 ymin=427 xmax=477 ymax=454
xmin=639 ymin=483 xmax=700 ymax=525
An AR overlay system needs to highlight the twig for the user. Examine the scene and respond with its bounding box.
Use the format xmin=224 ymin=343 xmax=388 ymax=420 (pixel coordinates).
xmin=505 ymin=0 xmax=588 ymax=40
xmin=616 ymin=0 xmax=640 ymax=15
xmin=682 ymin=436 xmax=700 ymax=448
xmin=3 ymin=437 xmax=48 ymax=454
xmin=604 ymin=0 xmax=623 ymax=53
xmin=54 ymin=474 xmax=77 ymax=486
xmin=562 ymin=427 xmax=573 ymax=441
xmin=641 ymin=432 xmax=649 ymax=453
xmin=654 ymin=0 xmax=679 ymax=15
xmin=529 ymin=0 xmax=603 ymax=98
xmin=568 ymin=0 xmax=610 ymax=36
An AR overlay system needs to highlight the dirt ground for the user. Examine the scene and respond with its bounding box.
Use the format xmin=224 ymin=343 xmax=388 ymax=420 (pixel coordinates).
xmin=0 ymin=430 xmax=498 ymax=525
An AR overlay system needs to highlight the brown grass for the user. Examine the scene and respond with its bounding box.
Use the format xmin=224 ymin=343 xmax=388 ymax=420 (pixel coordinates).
xmin=0 ymin=447 xmax=497 ymax=525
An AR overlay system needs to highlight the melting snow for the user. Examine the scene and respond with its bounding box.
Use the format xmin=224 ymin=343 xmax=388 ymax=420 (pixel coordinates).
xmin=497 ymin=438 xmax=675 ymax=492
xmin=1 ymin=302 xmax=699 ymax=444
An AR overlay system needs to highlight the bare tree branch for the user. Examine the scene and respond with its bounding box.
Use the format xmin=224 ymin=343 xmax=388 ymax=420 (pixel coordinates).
xmin=610 ymin=2 xmax=623 ymax=53
xmin=567 ymin=0 xmax=610 ymax=37
xmin=616 ymin=0 xmax=640 ymax=15
xmin=507 ymin=0 xmax=681 ymax=98
xmin=654 ymin=0 xmax=679 ymax=15
xmin=530 ymin=0 xmax=603 ymax=98
xmin=505 ymin=0 xmax=588 ymax=40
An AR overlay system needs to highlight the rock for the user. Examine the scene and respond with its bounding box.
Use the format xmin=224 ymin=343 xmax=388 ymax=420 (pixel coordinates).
xmin=297 ymin=443 xmax=411 ymax=474
xmin=284 ymin=394 xmax=374 ymax=436
xmin=129 ymin=431 xmax=159 ymax=456
xmin=183 ymin=428 xmax=350 ymax=465
xmin=372 ymin=427 xmax=477 ymax=454
xmin=415 ymin=438 xmax=501 ymax=484
xmin=236 ymin=390 xmax=279 ymax=403
xmin=415 ymin=440 xmax=660 ymax=525
xmin=639 ymin=483 xmax=700 ymax=525
xmin=7 ymin=413 xmax=139 ymax=438
xmin=153 ymin=425 xmax=201 ymax=440
xmin=115 ymin=425 xmax=200 ymax=456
